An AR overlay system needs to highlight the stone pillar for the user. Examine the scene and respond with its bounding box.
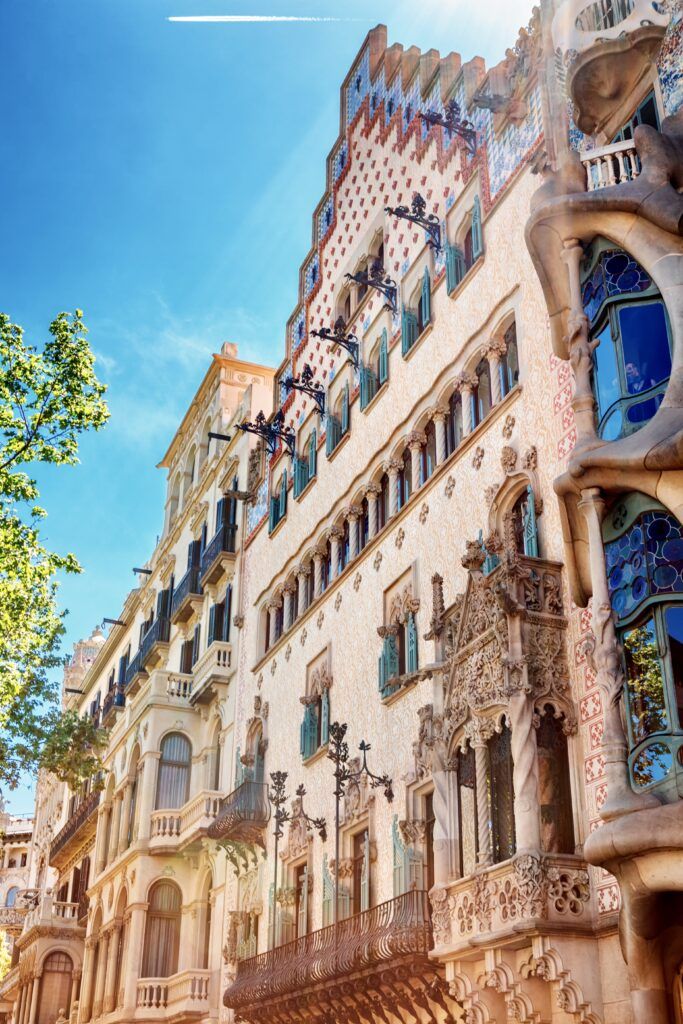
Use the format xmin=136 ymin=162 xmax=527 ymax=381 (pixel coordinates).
xmin=485 ymin=338 xmax=506 ymax=405
xmin=103 ymin=924 xmax=121 ymax=1014
xmin=312 ymin=550 xmax=324 ymax=599
xmin=282 ymin=582 xmax=296 ymax=631
xmin=408 ymin=431 xmax=426 ymax=490
xmin=117 ymin=784 xmax=133 ymax=856
xmin=365 ymin=484 xmax=380 ymax=539
xmin=346 ymin=507 xmax=361 ymax=561
xmin=296 ymin=565 xmax=310 ymax=616
xmin=473 ymin=734 xmax=492 ymax=867
xmin=122 ymin=905 xmax=146 ymax=1014
xmin=457 ymin=374 xmax=477 ymax=435
xmin=78 ymin=938 xmax=96 ymax=1023
xmin=432 ymin=407 xmax=448 ymax=465
xmin=91 ymin=930 xmax=109 ymax=1021
xmin=27 ymin=974 xmax=40 ymax=1024
xmin=328 ymin=527 xmax=343 ymax=580
xmin=561 ymin=240 xmax=598 ymax=449
xmin=94 ymin=803 xmax=110 ymax=875
xmin=108 ymin=792 xmax=122 ymax=864
xmin=136 ymin=753 xmax=160 ymax=841
xmin=267 ymin=596 xmax=282 ymax=648
xmin=384 ymin=459 xmax=401 ymax=518
xmin=578 ymin=487 xmax=659 ymax=819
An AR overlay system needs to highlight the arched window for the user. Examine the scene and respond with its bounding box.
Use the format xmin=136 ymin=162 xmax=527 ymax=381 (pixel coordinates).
xmin=604 ymin=496 xmax=683 ymax=797
xmin=472 ymin=360 xmax=492 ymax=427
xmin=377 ymin=474 xmax=389 ymax=531
xmin=581 ymin=243 xmax=671 ymax=440
xmin=499 ymin=322 xmax=519 ymax=397
xmin=37 ymin=952 xmax=73 ymax=1024
xmin=421 ymin=421 xmax=437 ymax=483
xmin=454 ymin=744 xmax=478 ymax=876
xmin=536 ymin=708 xmax=575 ymax=854
xmin=142 ymin=882 xmax=182 ymax=979
xmin=5 ymin=887 xmax=18 ymax=907
xmin=155 ymin=734 xmax=191 ymax=809
xmin=447 ymin=391 xmax=463 ymax=456
xmin=488 ymin=724 xmax=516 ymax=863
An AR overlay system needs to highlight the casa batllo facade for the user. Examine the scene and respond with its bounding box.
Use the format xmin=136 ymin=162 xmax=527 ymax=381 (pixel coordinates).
xmin=5 ymin=1 xmax=683 ymax=1023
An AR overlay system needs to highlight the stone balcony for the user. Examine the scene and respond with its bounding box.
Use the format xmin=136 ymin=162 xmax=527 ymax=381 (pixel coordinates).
xmin=149 ymin=790 xmax=223 ymax=855
xmin=49 ymin=790 xmax=100 ymax=869
xmin=136 ymin=969 xmax=211 ymax=1018
xmin=551 ymin=0 xmax=670 ymax=133
xmin=190 ymin=640 xmax=232 ymax=706
xmin=224 ymin=890 xmax=456 ymax=1024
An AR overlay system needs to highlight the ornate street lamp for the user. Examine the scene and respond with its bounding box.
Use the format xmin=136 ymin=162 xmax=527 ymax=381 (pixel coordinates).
xmin=268 ymin=772 xmax=327 ymax=949
xmin=283 ymin=363 xmax=326 ymax=417
xmin=345 ymin=260 xmax=397 ymax=314
xmin=385 ymin=193 xmax=441 ymax=252
xmin=421 ymin=98 xmax=477 ymax=155
xmin=327 ymin=722 xmax=393 ymax=928
xmin=238 ymin=409 xmax=295 ymax=458
xmin=311 ymin=317 xmax=359 ymax=370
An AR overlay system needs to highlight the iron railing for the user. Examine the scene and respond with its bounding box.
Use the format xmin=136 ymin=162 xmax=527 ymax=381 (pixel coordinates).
xmin=49 ymin=790 xmax=100 ymax=864
xmin=207 ymin=780 xmax=270 ymax=845
xmin=201 ymin=523 xmax=237 ymax=580
xmin=225 ymin=890 xmax=432 ymax=1010
xmin=171 ymin=566 xmax=203 ymax=619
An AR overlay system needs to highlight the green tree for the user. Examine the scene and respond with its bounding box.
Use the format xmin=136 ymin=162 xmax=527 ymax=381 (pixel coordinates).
xmin=0 ymin=310 xmax=109 ymax=794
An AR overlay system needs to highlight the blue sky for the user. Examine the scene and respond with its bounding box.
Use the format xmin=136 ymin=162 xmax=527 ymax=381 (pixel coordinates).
xmin=1 ymin=0 xmax=533 ymax=811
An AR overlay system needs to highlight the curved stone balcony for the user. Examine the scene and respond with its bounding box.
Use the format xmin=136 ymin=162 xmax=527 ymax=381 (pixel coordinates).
xmin=551 ymin=0 xmax=670 ymax=133
xmin=224 ymin=890 xmax=456 ymax=1024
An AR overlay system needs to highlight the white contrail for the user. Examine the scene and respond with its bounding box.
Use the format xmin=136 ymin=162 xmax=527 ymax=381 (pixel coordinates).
xmin=168 ymin=14 xmax=354 ymax=21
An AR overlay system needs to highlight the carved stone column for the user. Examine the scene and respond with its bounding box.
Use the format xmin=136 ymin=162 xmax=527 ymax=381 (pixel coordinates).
xmin=282 ymin=581 xmax=296 ymax=631
xmin=485 ymin=338 xmax=507 ymax=405
xmin=328 ymin=526 xmax=343 ymax=580
xmin=578 ymin=487 xmax=659 ymax=819
xmin=312 ymin=550 xmax=324 ymax=598
xmin=384 ymin=458 xmax=401 ymax=517
xmin=296 ymin=564 xmax=310 ymax=616
xmin=432 ymin=407 xmax=448 ymax=465
xmin=267 ymin=595 xmax=282 ymax=648
xmin=457 ymin=374 xmax=478 ymax=435
xmin=346 ymin=506 xmax=361 ymax=561
xmin=117 ymin=783 xmax=133 ymax=856
xmin=561 ymin=240 xmax=599 ymax=450
xmin=103 ymin=924 xmax=121 ymax=1014
xmin=365 ymin=484 xmax=380 ymax=539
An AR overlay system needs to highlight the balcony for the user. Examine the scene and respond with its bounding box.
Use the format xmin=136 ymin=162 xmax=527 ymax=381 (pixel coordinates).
xmin=141 ymin=616 xmax=171 ymax=671
xmin=551 ymin=0 xmax=669 ymax=133
xmin=136 ymin=970 xmax=210 ymax=1018
xmin=225 ymin=891 xmax=445 ymax=1024
xmin=101 ymin=686 xmax=125 ymax=726
xmin=149 ymin=790 xmax=223 ymax=854
xmin=207 ymin=781 xmax=270 ymax=850
xmin=190 ymin=640 xmax=232 ymax=705
xmin=171 ymin=566 xmax=203 ymax=625
xmin=49 ymin=790 xmax=100 ymax=869
xmin=200 ymin=523 xmax=237 ymax=588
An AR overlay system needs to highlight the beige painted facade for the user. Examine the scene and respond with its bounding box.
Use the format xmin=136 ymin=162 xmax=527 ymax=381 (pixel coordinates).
xmin=5 ymin=2 xmax=683 ymax=1023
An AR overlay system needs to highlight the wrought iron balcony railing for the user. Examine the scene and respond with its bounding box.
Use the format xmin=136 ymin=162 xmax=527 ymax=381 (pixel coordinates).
xmin=225 ymin=890 xmax=432 ymax=1012
xmin=207 ymin=780 xmax=270 ymax=847
xmin=49 ymin=790 xmax=100 ymax=867
xmin=200 ymin=523 xmax=237 ymax=587
xmin=171 ymin=566 xmax=203 ymax=624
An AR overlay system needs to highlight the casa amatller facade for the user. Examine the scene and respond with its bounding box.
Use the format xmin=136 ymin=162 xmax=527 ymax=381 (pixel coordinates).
xmin=2 ymin=1 xmax=683 ymax=1022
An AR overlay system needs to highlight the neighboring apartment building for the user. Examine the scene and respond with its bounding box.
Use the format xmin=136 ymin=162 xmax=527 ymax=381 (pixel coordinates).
xmin=208 ymin=5 xmax=683 ymax=1024
xmin=1 ymin=344 xmax=275 ymax=1024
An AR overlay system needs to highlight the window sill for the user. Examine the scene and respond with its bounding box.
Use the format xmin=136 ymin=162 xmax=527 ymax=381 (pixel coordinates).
xmin=302 ymin=742 xmax=329 ymax=767
xmin=361 ymin=380 xmax=388 ymax=415
xmin=294 ymin=474 xmax=317 ymax=503
xmin=326 ymin=430 xmax=350 ymax=463
xmin=403 ymin=322 xmax=433 ymax=362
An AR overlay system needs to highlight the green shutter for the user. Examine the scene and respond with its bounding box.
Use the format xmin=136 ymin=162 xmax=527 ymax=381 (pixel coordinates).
xmin=401 ymin=307 xmax=418 ymax=355
xmin=320 ymin=690 xmax=330 ymax=745
xmin=309 ymin=429 xmax=317 ymax=478
xmin=407 ymin=613 xmax=418 ymax=673
xmin=341 ymin=383 xmax=349 ymax=435
xmin=422 ymin=266 xmax=431 ymax=325
xmin=379 ymin=328 xmax=388 ymax=384
xmin=523 ymin=485 xmax=539 ymax=557
xmin=472 ymin=195 xmax=483 ymax=261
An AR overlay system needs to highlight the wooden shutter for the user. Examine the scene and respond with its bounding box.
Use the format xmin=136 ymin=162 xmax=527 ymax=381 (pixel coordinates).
xmin=407 ymin=613 xmax=418 ymax=672
xmin=422 ymin=266 xmax=431 ymax=325
xmin=471 ymin=195 xmax=483 ymax=261
xmin=308 ymin=429 xmax=317 ymax=478
xmin=523 ymin=485 xmax=539 ymax=557
xmin=360 ymin=832 xmax=370 ymax=912
xmin=379 ymin=328 xmax=388 ymax=383
xmin=341 ymin=383 xmax=349 ymax=435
